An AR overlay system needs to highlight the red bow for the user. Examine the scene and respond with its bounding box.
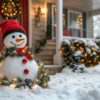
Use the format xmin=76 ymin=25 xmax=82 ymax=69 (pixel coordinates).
xmin=16 ymin=47 xmax=32 ymax=60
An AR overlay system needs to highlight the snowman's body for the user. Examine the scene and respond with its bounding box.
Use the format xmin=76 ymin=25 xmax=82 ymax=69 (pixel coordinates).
xmin=1 ymin=56 xmax=38 ymax=80
xmin=0 ymin=20 xmax=39 ymax=81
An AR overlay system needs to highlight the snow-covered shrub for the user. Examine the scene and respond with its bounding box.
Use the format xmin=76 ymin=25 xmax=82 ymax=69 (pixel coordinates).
xmin=61 ymin=38 xmax=100 ymax=72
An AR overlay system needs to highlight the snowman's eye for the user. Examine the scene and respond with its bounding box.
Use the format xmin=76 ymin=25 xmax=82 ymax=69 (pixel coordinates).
xmin=19 ymin=34 xmax=22 ymax=37
xmin=12 ymin=35 xmax=15 ymax=39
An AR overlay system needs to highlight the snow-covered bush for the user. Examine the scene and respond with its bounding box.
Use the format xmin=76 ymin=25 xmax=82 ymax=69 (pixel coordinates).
xmin=61 ymin=38 xmax=100 ymax=72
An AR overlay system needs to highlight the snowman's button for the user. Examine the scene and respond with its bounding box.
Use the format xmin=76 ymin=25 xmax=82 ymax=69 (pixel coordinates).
xmin=24 ymin=69 xmax=29 ymax=74
xmin=22 ymin=58 xmax=27 ymax=64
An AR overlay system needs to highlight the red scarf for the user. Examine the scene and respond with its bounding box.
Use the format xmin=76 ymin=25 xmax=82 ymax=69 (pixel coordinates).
xmin=16 ymin=47 xmax=32 ymax=60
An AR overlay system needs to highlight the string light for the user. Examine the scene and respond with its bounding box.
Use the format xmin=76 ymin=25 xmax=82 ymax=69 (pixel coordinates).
xmin=10 ymin=84 xmax=16 ymax=89
xmin=32 ymin=84 xmax=38 ymax=90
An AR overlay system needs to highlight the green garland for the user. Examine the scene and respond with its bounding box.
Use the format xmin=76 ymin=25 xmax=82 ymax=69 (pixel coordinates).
xmin=0 ymin=77 xmax=35 ymax=89
xmin=0 ymin=47 xmax=34 ymax=62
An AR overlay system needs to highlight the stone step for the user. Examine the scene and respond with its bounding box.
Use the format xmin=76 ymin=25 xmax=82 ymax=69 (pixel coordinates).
xmin=45 ymin=65 xmax=62 ymax=75
xmin=38 ymin=51 xmax=55 ymax=56
xmin=33 ymin=39 xmax=56 ymax=48
xmin=47 ymin=39 xmax=56 ymax=43
xmin=32 ymin=32 xmax=46 ymax=37
xmin=33 ymin=38 xmax=56 ymax=65
xmin=36 ymin=56 xmax=53 ymax=61
xmin=32 ymin=25 xmax=45 ymax=31
xmin=42 ymin=60 xmax=53 ymax=65
xmin=32 ymin=36 xmax=45 ymax=42
xmin=32 ymin=43 xmax=56 ymax=54
xmin=41 ymin=45 xmax=56 ymax=51
xmin=46 ymin=41 xmax=56 ymax=45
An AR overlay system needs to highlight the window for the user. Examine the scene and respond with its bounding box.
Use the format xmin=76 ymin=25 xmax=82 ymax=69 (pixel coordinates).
xmin=68 ymin=10 xmax=83 ymax=37
xmin=47 ymin=4 xmax=85 ymax=38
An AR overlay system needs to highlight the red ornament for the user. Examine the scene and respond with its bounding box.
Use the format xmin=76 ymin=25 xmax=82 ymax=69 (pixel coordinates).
xmin=24 ymin=69 xmax=29 ymax=74
xmin=22 ymin=58 xmax=27 ymax=64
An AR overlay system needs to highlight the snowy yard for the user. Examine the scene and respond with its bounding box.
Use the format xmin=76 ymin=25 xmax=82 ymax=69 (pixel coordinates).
xmin=0 ymin=65 xmax=100 ymax=100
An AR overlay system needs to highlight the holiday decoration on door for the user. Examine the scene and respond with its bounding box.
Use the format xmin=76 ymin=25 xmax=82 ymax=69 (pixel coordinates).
xmin=1 ymin=0 xmax=21 ymax=19
xmin=0 ymin=20 xmax=49 ymax=89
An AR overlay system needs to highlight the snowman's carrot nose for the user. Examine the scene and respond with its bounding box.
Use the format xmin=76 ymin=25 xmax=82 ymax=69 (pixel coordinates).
xmin=16 ymin=38 xmax=24 ymax=43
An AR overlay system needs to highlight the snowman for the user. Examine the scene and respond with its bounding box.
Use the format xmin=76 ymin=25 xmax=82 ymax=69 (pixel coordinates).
xmin=0 ymin=20 xmax=38 ymax=81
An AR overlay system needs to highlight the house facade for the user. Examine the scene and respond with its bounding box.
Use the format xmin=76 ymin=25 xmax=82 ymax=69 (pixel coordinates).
xmin=0 ymin=0 xmax=100 ymax=73
xmin=28 ymin=0 xmax=96 ymax=68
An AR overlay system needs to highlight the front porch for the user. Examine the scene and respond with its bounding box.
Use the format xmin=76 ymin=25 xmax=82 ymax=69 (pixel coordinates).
xmin=28 ymin=0 xmax=100 ymax=74
xmin=0 ymin=0 xmax=100 ymax=74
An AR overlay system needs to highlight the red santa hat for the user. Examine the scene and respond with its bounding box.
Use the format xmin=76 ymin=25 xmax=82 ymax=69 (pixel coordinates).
xmin=0 ymin=20 xmax=26 ymax=40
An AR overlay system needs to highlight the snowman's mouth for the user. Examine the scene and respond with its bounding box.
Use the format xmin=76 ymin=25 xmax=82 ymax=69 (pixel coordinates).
xmin=10 ymin=40 xmax=25 ymax=47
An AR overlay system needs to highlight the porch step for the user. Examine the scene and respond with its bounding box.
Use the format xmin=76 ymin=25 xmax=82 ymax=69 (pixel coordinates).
xmin=41 ymin=44 xmax=56 ymax=50
xmin=36 ymin=56 xmax=53 ymax=61
xmin=42 ymin=43 xmax=56 ymax=50
xmin=32 ymin=34 xmax=46 ymax=39
xmin=33 ymin=31 xmax=46 ymax=37
xmin=36 ymin=39 xmax=56 ymax=65
xmin=32 ymin=29 xmax=46 ymax=45
xmin=39 ymin=50 xmax=55 ymax=56
xmin=32 ymin=35 xmax=45 ymax=41
xmin=45 ymin=65 xmax=62 ymax=75
xmin=42 ymin=61 xmax=53 ymax=65
xmin=47 ymin=39 xmax=56 ymax=42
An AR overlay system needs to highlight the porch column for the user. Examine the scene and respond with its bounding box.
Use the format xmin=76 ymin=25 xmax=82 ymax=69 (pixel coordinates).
xmin=54 ymin=0 xmax=63 ymax=66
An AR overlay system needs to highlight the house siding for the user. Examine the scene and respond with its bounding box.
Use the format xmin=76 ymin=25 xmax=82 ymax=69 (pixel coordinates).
xmin=30 ymin=2 xmax=47 ymax=49
xmin=83 ymin=10 xmax=100 ymax=39
xmin=86 ymin=13 xmax=93 ymax=38
xmin=31 ymin=0 xmax=94 ymax=40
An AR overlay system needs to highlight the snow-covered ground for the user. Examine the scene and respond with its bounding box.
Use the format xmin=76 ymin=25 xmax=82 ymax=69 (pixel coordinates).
xmin=0 ymin=65 xmax=100 ymax=100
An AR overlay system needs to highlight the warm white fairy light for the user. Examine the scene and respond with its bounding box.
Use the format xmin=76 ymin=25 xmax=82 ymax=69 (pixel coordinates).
xmin=32 ymin=84 xmax=39 ymax=90
xmin=25 ymin=87 xmax=29 ymax=91
xmin=10 ymin=84 xmax=16 ymax=89
xmin=13 ymin=78 xmax=18 ymax=82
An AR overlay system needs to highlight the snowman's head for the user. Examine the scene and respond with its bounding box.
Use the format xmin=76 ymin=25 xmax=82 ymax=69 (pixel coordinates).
xmin=0 ymin=20 xmax=27 ymax=48
xmin=4 ymin=32 xmax=27 ymax=48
